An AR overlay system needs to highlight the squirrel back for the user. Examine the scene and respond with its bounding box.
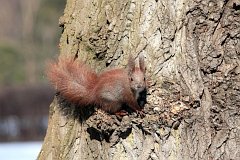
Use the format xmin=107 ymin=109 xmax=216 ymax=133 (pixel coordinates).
xmin=47 ymin=54 xmax=146 ymax=114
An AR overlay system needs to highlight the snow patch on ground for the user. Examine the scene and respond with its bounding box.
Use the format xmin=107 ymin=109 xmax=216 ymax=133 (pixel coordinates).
xmin=0 ymin=141 xmax=42 ymax=160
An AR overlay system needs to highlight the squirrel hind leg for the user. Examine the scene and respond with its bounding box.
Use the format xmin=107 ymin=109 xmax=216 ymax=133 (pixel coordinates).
xmin=101 ymin=102 xmax=122 ymax=114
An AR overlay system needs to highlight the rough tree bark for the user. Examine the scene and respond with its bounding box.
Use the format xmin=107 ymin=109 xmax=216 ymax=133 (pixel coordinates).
xmin=38 ymin=0 xmax=240 ymax=159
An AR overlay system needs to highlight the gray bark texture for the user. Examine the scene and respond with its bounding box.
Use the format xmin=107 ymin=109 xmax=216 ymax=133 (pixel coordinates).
xmin=38 ymin=0 xmax=240 ymax=159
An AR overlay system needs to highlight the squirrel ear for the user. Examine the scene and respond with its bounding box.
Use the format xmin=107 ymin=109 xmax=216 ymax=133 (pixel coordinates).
xmin=139 ymin=54 xmax=145 ymax=73
xmin=128 ymin=54 xmax=135 ymax=75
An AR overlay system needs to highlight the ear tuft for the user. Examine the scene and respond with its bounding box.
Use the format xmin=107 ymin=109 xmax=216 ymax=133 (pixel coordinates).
xmin=139 ymin=54 xmax=145 ymax=73
xmin=128 ymin=54 xmax=135 ymax=75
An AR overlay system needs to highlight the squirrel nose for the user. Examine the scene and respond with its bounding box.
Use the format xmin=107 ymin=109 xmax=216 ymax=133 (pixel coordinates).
xmin=137 ymin=85 xmax=142 ymax=88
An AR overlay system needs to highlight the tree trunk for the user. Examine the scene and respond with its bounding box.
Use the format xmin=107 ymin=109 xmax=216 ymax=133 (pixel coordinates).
xmin=38 ymin=0 xmax=240 ymax=159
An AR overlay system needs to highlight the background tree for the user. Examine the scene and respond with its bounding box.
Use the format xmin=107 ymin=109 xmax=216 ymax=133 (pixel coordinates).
xmin=39 ymin=0 xmax=240 ymax=159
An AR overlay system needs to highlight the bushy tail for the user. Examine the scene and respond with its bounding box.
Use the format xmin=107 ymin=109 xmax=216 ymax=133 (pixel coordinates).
xmin=46 ymin=56 xmax=98 ymax=106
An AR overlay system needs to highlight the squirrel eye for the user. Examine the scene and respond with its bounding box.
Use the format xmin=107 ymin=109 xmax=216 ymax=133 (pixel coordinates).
xmin=130 ymin=77 xmax=133 ymax=81
xmin=144 ymin=77 xmax=146 ymax=81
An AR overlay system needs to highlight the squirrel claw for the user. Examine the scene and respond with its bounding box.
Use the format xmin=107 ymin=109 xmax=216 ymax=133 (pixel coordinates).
xmin=137 ymin=110 xmax=145 ymax=118
xmin=115 ymin=110 xmax=128 ymax=116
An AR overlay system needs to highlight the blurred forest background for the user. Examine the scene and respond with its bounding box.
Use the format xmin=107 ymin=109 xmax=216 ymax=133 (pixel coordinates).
xmin=0 ymin=0 xmax=66 ymax=141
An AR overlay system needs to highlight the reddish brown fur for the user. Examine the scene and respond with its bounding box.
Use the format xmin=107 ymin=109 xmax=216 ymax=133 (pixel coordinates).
xmin=95 ymin=69 xmax=140 ymax=113
xmin=46 ymin=55 xmax=146 ymax=114
xmin=46 ymin=57 xmax=98 ymax=105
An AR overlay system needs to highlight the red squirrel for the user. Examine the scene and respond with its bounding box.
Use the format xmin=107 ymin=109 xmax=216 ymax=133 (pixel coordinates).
xmin=47 ymin=54 xmax=146 ymax=114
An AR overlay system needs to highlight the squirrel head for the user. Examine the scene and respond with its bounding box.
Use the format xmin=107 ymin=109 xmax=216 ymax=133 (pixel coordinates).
xmin=128 ymin=54 xmax=146 ymax=98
